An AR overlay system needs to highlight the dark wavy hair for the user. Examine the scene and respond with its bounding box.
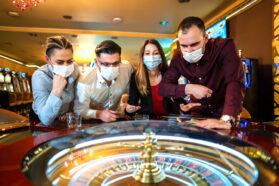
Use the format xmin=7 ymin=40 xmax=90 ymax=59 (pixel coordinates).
xmin=95 ymin=40 xmax=121 ymax=57
xmin=178 ymin=16 xmax=205 ymax=35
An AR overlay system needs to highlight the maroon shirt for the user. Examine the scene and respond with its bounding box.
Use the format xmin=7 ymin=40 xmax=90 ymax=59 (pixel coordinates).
xmin=159 ymin=38 xmax=245 ymax=118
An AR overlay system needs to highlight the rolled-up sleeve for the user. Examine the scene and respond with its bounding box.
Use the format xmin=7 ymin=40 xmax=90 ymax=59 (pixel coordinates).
xmin=32 ymin=72 xmax=62 ymax=125
xmin=74 ymin=82 xmax=97 ymax=119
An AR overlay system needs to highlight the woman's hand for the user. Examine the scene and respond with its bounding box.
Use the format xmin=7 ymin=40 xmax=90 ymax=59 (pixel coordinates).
xmin=125 ymin=104 xmax=141 ymax=113
xmin=180 ymin=103 xmax=201 ymax=112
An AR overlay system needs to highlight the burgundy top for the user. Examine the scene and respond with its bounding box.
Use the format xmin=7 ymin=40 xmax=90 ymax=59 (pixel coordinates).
xmin=159 ymin=38 xmax=245 ymax=118
xmin=151 ymin=82 xmax=169 ymax=115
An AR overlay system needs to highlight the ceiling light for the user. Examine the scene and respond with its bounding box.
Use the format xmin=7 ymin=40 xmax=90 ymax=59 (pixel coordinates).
xmin=26 ymin=64 xmax=40 ymax=68
xmin=226 ymin=0 xmax=258 ymax=20
xmin=160 ymin=21 xmax=168 ymax=25
xmin=63 ymin=15 xmax=72 ymax=20
xmin=121 ymin=60 xmax=129 ymax=64
xmin=28 ymin=33 xmax=38 ymax=37
xmin=8 ymin=11 xmax=20 ymax=17
xmin=178 ymin=0 xmax=190 ymax=2
xmin=4 ymin=42 xmax=13 ymax=46
xmin=0 ymin=54 xmax=23 ymax=65
xmin=113 ymin=17 xmax=123 ymax=23
xmin=0 ymin=54 xmax=40 ymax=68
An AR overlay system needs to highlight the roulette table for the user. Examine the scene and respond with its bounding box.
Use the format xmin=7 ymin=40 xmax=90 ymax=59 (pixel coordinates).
xmin=0 ymin=118 xmax=278 ymax=185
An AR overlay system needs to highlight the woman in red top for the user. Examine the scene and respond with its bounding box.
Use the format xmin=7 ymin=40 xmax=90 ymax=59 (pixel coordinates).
xmin=125 ymin=39 xmax=200 ymax=116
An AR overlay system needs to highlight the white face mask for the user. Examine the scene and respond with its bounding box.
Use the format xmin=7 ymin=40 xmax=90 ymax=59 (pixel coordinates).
xmin=143 ymin=55 xmax=162 ymax=70
xmin=100 ymin=66 xmax=119 ymax=81
xmin=53 ymin=63 xmax=74 ymax=77
xmin=182 ymin=47 xmax=204 ymax=63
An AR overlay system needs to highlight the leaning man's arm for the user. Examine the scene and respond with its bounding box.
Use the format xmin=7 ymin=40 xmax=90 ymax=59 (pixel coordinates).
xmin=159 ymin=57 xmax=185 ymax=99
xmin=221 ymin=39 xmax=245 ymax=118
xmin=74 ymin=82 xmax=97 ymax=119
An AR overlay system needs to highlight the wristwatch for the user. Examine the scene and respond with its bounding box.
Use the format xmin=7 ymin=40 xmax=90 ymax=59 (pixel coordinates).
xmin=185 ymin=95 xmax=191 ymax=103
xmin=220 ymin=115 xmax=236 ymax=127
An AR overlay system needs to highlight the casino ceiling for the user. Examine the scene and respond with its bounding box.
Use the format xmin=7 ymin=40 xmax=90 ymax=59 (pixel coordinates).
xmin=0 ymin=0 xmax=259 ymax=67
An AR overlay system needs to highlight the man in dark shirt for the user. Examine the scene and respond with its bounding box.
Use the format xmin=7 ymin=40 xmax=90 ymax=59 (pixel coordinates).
xmin=159 ymin=16 xmax=245 ymax=129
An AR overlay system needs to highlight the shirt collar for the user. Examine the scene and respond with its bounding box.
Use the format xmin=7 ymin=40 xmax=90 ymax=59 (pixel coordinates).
xmin=47 ymin=64 xmax=55 ymax=76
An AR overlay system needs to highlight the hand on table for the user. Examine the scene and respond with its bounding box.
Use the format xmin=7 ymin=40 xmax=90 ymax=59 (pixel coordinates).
xmin=180 ymin=103 xmax=201 ymax=112
xmin=96 ymin=110 xmax=120 ymax=122
xmin=125 ymin=104 xmax=141 ymax=113
xmin=194 ymin=119 xmax=231 ymax=129
xmin=51 ymin=74 xmax=67 ymax=98
xmin=185 ymin=84 xmax=213 ymax=100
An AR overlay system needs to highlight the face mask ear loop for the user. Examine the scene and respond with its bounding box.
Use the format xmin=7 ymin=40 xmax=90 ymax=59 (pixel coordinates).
xmin=66 ymin=63 xmax=74 ymax=78
xmin=47 ymin=56 xmax=55 ymax=73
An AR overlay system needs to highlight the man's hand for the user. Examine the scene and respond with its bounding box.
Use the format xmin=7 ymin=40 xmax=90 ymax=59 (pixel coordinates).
xmin=125 ymin=104 xmax=141 ymax=113
xmin=180 ymin=103 xmax=201 ymax=112
xmin=194 ymin=119 xmax=231 ymax=129
xmin=58 ymin=114 xmax=67 ymax=122
xmin=96 ymin=110 xmax=120 ymax=122
xmin=51 ymin=74 xmax=67 ymax=98
xmin=116 ymin=103 xmax=129 ymax=118
xmin=185 ymin=84 xmax=213 ymax=100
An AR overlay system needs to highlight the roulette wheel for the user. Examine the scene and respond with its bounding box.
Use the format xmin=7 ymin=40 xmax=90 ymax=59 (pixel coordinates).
xmin=22 ymin=120 xmax=278 ymax=185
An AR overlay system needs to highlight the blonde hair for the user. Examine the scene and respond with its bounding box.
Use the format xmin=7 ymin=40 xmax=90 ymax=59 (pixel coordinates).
xmin=135 ymin=39 xmax=168 ymax=95
xmin=45 ymin=36 xmax=73 ymax=57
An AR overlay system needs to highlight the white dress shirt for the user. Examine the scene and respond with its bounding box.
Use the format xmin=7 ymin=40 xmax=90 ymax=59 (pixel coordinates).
xmin=74 ymin=63 xmax=133 ymax=119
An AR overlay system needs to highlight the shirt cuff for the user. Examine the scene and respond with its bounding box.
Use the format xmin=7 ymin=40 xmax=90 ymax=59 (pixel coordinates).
xmin=48 ymin=93 xmax=63 ymax=115
xmin=84 ymin=109 xmax=97 ymax=119
xmin=175 ymin=84 xmax=186 ymax=98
